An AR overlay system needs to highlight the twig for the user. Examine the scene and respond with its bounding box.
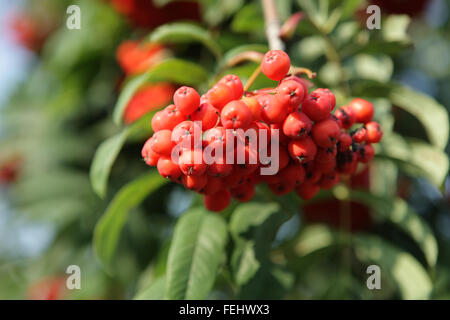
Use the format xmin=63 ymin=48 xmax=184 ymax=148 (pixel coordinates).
xmin=261 ymin=0 xmax=284 ymax=51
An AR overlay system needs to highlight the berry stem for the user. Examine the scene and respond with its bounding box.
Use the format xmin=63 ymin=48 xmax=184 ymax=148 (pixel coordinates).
xmin=243 ymin=65 xmax=262 ymax=92
xmin=261 ymin=0 xmax=284 ymax=51
xmin=290 ymin=66 xmax=317 ymax=79
xmin=226 ymin=51 xmax=264 ymax=68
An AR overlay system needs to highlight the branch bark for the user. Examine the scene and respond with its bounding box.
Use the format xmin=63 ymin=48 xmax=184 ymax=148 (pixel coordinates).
xmin=261 ymin=0 xmax=284 ymax=51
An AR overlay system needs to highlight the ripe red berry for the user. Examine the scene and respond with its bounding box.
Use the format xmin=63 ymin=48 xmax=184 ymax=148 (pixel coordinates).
xmin=178 ymin=149 xmax=206 ymax=176
xmin=358 ymin=144 xmax=375 ymax=163
xmin=279 ymin=164 xmax=305 ymax=186
xmin=269 ymin=181 xmax=294 ymax=196
xmin=302 ymin=89 xmax=333 ymax=122
xmin=207 ymin=155 xmax=233 ymax=177
xmin=183 ymin=174 xmax=208 ymax=192
xmin=257 ymin=94 xmax=288 ymax=124
xmin=312 ymin=119 xmax=340 ymax=148
xmin=319 ymin=172 xmax=339 ymax=189
xmin=204 ymin=189 xmax=231 ymax=212
xmin=230 ymin=184 xmax=255 ymax=202
xmin=365 ymin=121 xmax=383 ymax=143
xmin=334 ymin=106 xmax=356 ymax=129
xmin=150 ymin=129 xmax=174 ymax=155
xmin=172 ymin=121 xmax=202 ymax=148
xmin=173 ymin=86 xmax=200 ymax=116
xmin=315 ymin=88 xmax=336 ymax=110
xmin=282 ymin=111 xmax=312 ymax=139
xmin=157 ymin=156 xmax=182 ymax=181
xmin=160 ymin=104 xmax=187 ymax=130
xmin=315 ymin=146 xmax=337 ymax=163
xmin=348 ymin=98 xmax=374 ymax=123
xmin=142 ymin=137 xmax=160 ymax=166
xmin=241 ymin=97 xmax=262 ymax=121
xmin=202 ymin=177 xmax=223 ymax=195
xmin=352 ymin=127 xmax=367 ymax=143
xmin=206 ymin=83 xmax=234 ymax=110
xmin=314 ymin=158 xmax=336 ymax=173
xmin=338 ymin=132 xmax=352 ymax=152
xmin=337 ymin=150 xmax=358 ymax=175
xmin=218 ymin=74 xmax=244 ymax=100
xmin=288 ymin=137 xmax=317 ymax=163
xmin=191 ymin=102 xmax=219 ymax=131
xmin=151 ymin=111 xmax=164 ymax=132
xmin=276 ymin=79 xmax=306 ymax=111
xmin=221 ymin=100 xmax=253 ymax=130
xmin=296 ymin=183 xmax=320 ymax=200
xmin=261 ymin=50 xmax=291 ymax=81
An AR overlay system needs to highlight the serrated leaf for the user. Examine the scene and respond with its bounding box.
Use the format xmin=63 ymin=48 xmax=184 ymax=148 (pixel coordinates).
xmin=389 ymin=85 xmax=449 ymax=150
xmin=350 ymin=191 xmax=438 ymax=268
xmin=354 ymin=235 xmax=432 ymax=300
xmin=229 ymin=202 xmax=288 ymax=286
xmin=135 ymin=277 xmax=166 ymax=300
xmin=148 ymin=23 xmax=222 ymax=59
xmin=90 ymin=129 xmax=130 ymax=198
xmin=113 ymin=58 xmax=208 ymax=125
xmin=165 ymin=209 xmax=228 ymax=299
xmin=93 ymin=171 xmax=167 ymax=270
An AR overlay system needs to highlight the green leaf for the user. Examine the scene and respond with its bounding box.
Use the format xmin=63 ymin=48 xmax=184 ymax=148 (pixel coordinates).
xmin=380 ymin=134 xmax=449 ymax=187
xmin=165 ymin=208 xmax=228 ymax=299
xmin=93 ymin=171 xmax=167 ymax=270
xmin=135 ymin=277 xmax=166 ymax=300
xmin=389 ymin=85 xmax=449 ymax=150
xmin=231 ymin=3 xmax=264 ymax=34
xmin=229 ymin=202 xmax=288 ymax=286
xmin=90 ymin=129 xmax=130 ymax=198
xmin=353 ymin=235 xmax=432 ymax=300
xmin=148 ymin=23 xmax=222 ymax=60
xmin=349 ymin=54 xmax=393 ymax=83
xmin=350 ymin=191 xmax=438 ymax=268
xmin=113 ymin=58 xmax=208 ymax=125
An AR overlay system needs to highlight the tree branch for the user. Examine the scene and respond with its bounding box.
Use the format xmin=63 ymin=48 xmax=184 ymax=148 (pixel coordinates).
xmin=261 ymin=0 xmax=284 ymax=51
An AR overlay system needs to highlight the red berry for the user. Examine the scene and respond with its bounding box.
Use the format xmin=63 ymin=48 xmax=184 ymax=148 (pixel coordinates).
xmin=276 ymin=79 xmax=306 ymax=111
xmin=161 ymin=104 xmax=187 ymax=130
xmin=334 ymin=106 xmax=356 ymax=129
xmin=183 ymin=174 xmax=208 ymax=192
xmin=202 ymin=177 xmax=223 ymax=195
xmin=142 ymin=137 xmax=160 ymax=166
xmin=257 ymin=94 xmax=288 ymax=124
xmin=352 ymin=127 xmax=367 ymax=143
xmin=315 ymin=88 xmax=336 ymax=110
xmin=279 ymin=164 xmax=306 ymax=186
xmin=302 ymin=89 xmax=333 ymax=122
xmin=348 ymin=98 xmax=374 ymax=123
xmin=296 ymin=183 xmax=320 ymax=200
xmin=312 ymin=119 xmax=340 ymax=148
xmin=314 ymin=158 xmax=336 ymax=173
xmin=218 ymin=74 xmax=244 ymax=100
xmin=358 ymin=144 xmax=375 ymax=163
xmin=150 ymin=129 xmax=174 ymax=155
xmin=157 ymin=156 xmax=182 ymax=181
xmin=191 ymin=102 xmax=219 ymax=131
xmin=207 ymin=155 xmax=233 ymax=177
xmin=319 ymin=172 xmax=339 ymax=189
xmin=338 ymin=132 xmax=352 ymax=152
xmin=282 ymin=111 xmax=312 ymax=139
xmin=337 ymin=150 xmax=358 ymax=174
xmin=269 ymin=181 xmax=294 ymax=195
xmin=221 ymin=100 xmax=253 ymax=129
xmin=304 ymin=163 xmax=323 ymax=184
xmin=172 ymin=121 xmax=202 ymax=148
xmin=230 ymin=184 xmax=255 ymax=202
xmin=206 ymin=83 xmax=234 ymax=110
xmin=315 ymin=146 xmax=337 ymax=163
xmin=151 ymin=111 xmax=164 ymax=132
xmin=241 ymin=97 xmax=262 ymax=121
xmin=178 ymin=149 xmax=206 ymax=176
xmin=261 ymin=50 xmax=291 ymax=81
xmin=204 ymin=189 xmax=231 ymax=212
xmin=365 ymin=121 xmax=383 ymax=143
xmin=173 ymin=86 xmax=200 ymax=116
xmin=288 ymin=137 xmax=317 ymax=163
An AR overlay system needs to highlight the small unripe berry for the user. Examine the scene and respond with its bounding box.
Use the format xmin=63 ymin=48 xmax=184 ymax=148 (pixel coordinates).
xmin=173 ymin=86 xmax=200 ymax=116
xmin=261 ymin=50 xmax=291 ymax=81
xmin=348 ymin=98 xmax=374 ymax=123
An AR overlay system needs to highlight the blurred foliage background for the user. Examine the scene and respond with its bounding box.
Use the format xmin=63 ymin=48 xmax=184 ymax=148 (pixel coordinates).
xmin=0 ymin=0 xmax=449 ymax=299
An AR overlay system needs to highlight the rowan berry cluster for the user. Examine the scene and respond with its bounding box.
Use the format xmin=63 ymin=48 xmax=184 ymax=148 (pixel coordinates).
xmin=141 ymin=50 xmax=383 ymax=212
